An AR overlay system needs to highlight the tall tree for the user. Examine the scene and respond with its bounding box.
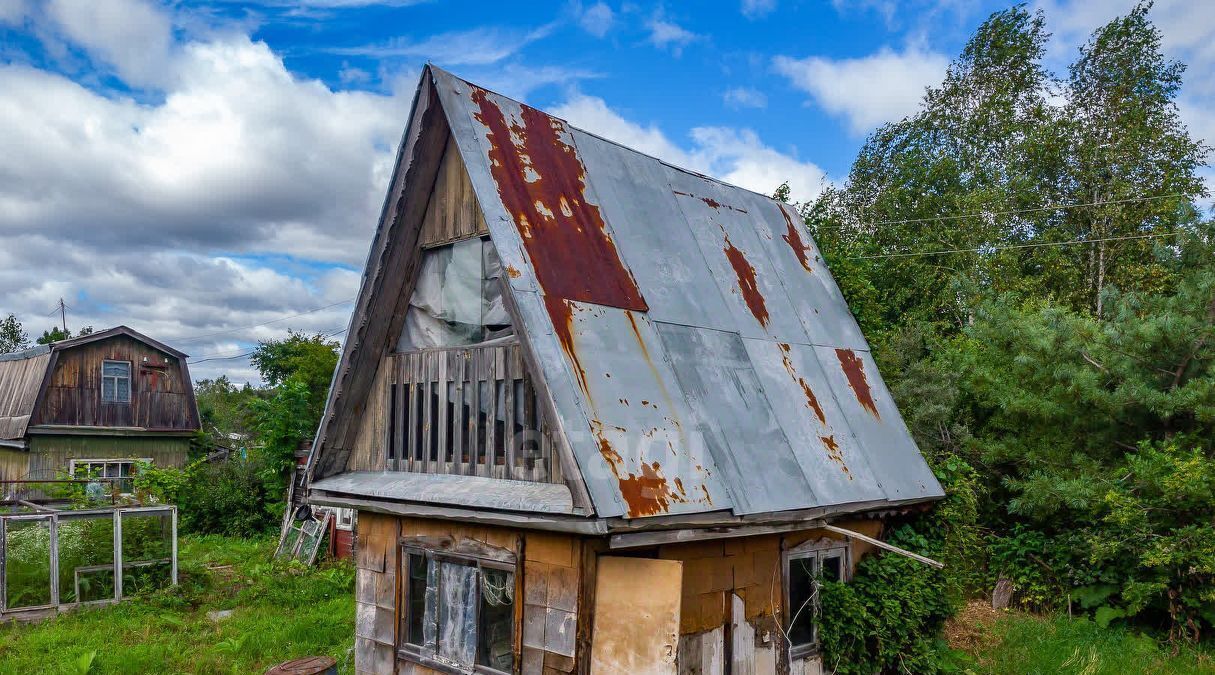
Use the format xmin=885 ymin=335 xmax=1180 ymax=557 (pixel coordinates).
xmin=1060 ymin=1 xmax=1209 ymax=315
xmin=249 ymin=330 xmax=340 ymax=424
xmin=0 ymin=314 xmax=27 ymax=353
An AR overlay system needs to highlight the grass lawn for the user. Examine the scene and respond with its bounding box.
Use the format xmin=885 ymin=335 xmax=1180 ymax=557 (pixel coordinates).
xmin=948 ymin=601 xmax=1215 ymax=674
xmin=0 ymin=534 xmax=354 ymax=674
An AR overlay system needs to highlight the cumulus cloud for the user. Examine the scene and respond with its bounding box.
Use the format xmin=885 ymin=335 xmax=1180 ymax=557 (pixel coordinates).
xmin=578 ymin=2 xmax=614 ymax=38
xmin=773 ymin=47 xmax=948 ymax=134
xmin=723 ymin=86 xmax=768 ymax=109
xmin=646 ymin=11 xmax=699 ymax=55
xmin=552 ymin=94 xmax=828 ymax=201
xmin=45 ymin=0 xmax=173 ymax=86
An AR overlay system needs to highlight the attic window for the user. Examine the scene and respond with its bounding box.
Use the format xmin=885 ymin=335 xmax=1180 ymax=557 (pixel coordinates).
xmin=101 ymin=360 xmax=131 ymax=403
xmin=398 ymin=237 xmax=513 ymax=351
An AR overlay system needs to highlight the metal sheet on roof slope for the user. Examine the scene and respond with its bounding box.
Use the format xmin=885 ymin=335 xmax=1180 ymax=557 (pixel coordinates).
xmin=813 ymin=346 xmax=943 ymax=501
xmin=742 ymin=338 xmax=885 ymax=505
xmin=559 ymin=301 xmax=725 ymax=518
xmin=665 ymin=168 xmax=812 ymax=344
xmin=430 ymin=65 xmax=944 ymax=518
xmin=570 ymin=130 xmax=738 ymax=333
xmin=733 ymin=192 xmax=869 ymax=350
xmin=655 ymin=321 xmax=812 ymax=515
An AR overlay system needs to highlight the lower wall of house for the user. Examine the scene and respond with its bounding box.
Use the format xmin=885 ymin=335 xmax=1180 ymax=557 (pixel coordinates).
xmin=0 ymin=448 xmax=29 ymax=482
xmin=662 ymin=519 xmax=882 ymax=675
xmin=25 ymin=434 xmax=190 ymax=479
xmin=353 ymin=512 xmax=589 ymax=675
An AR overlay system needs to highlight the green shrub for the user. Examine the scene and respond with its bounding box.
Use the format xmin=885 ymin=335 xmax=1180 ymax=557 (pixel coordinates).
xmin=136 ymin=459 xmax=279 ymax=537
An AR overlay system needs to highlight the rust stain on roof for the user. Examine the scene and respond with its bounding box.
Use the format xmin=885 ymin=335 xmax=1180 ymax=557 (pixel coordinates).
xmin=595 ymin=425 xmax=690 ymax=517
xmin=723 ymin=234 xmax=769 ymax=327
xmin=779 ymin=343 xmax=826 ymax=425
xmin=505 ymin=265 xmax=522 ymax=279
xmin=672 ymin=190 xmax=748 ymax=213
xmin=835 ymin=348 xmax=880 ymax=418
xmin=779 ymin=204 xmax=814 ymax=274
xmin=470 ymin=86 xmax=647 ymax=313
xmin=819 ymin=434 xmax=853 ymax=479
xmin=545 ymin=296 xmax=591 ymax=400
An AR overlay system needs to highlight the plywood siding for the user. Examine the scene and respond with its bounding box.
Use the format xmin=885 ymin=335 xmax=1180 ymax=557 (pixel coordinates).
xmin=420 ymin=135 xmax=489 ymax=248
xmin=25 ymin=435 xmax=189 ymax=479
xmin=665 ymin=520 xmax=883 ymax=675
xmin=34 ymin=335 xmax=198 ymax=431
xmin=352 ymin=513 xmax=587 ymax=675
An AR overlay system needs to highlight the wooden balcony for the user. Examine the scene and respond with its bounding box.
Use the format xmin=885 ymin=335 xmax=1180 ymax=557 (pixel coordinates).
xmin=384 ymin=341 xmax=559 ymax=483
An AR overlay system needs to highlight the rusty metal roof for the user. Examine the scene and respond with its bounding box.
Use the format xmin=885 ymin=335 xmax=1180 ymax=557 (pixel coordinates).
xmin=426 ymin=66 xmax=943 ymax=520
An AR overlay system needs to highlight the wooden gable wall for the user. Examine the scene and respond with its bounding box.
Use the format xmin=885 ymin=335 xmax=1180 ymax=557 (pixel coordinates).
xmin=419 ymin=135 xmax=489 ymax=248
xmin=32 ymin=335 xmax=199 ymax=431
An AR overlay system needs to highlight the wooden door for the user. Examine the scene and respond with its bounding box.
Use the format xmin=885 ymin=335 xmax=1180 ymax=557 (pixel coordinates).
xmin=590 ymin=556 xmax=682 ymax=675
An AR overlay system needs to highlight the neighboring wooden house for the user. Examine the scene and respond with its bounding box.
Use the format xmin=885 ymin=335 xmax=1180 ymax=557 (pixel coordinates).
xmin=306 ymin=66 xmax=944 ymax=675
xmin=0 ymin=326 xmax=198 ymax=490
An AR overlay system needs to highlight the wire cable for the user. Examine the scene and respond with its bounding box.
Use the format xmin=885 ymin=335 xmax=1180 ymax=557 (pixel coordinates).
xmin=814 ymin=192 xmax=1187 ymax=231
xmin=843 ymin=229 xmax=1180 ymax=260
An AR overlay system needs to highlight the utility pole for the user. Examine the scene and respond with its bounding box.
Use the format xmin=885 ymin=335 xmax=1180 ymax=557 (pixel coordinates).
xmin=58 ymin=298 xmax=67 ymax=334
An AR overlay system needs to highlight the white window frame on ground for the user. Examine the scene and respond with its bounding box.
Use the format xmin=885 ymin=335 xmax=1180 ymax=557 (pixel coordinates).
xmin=69 ymin=458 xmax=150 ymax=495
xmin=101 ymin=360 xmax=132 ymax=403
xmin=399 ymin=546 xmax=516 ymax=675
xmin=784 ymin=539 xmax=849 ymax=659
xmin=334 ymin=507 xmax=355 ymax=531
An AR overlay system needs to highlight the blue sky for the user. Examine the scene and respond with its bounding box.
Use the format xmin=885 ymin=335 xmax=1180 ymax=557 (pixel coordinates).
xmin=0 ymin=0 xmax=1211 ymax=383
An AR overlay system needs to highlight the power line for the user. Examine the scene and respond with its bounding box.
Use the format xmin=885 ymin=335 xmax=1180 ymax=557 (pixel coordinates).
xmin=844 ymin=229 xmax=1181 ymax=260
xmin=187 ymin=327 xmax=348 ymax=365
xmin=173 ymin=299 xmax=355 ymax=345
xmin=815 ymin=193 xmax=1188 ymax=231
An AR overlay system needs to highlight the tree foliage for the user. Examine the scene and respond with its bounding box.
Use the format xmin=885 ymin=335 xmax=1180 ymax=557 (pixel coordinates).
xmin=802 ymin=1 xmax=1215 ymax=661
xmin=0 ymin=313 xmax=28 ymax=353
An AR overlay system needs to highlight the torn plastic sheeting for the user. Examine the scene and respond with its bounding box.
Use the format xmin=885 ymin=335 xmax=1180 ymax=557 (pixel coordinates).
xmin=398 ymin=238 xmax=514 ymax=351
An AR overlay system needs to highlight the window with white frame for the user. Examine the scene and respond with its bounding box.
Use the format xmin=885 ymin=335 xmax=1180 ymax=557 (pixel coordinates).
xmin=101 ymin=360 xmax=131 ymax=403
xmin=400 ymin=548 xmax=515 ymax=673
xmin=334 ymin=507 xmax=355 ymax=531
xmin=70 ymin=458 xmax=149 ymax=494
xmin=785 ymin=541 xmax=849 ymax=658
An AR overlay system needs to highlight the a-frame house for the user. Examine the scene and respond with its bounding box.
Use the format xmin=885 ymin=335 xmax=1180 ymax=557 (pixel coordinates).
xmin=306 ymin=65 xmax=944 ymax=675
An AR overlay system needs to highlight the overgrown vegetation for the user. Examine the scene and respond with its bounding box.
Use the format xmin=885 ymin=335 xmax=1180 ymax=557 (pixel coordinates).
xmin=141 ymin=331 xmax=340 ymax=537
xmin=796 ymin=2 xmax=1214 ymax=671
xmin=0 ymin=535 xmax=355 ymax=674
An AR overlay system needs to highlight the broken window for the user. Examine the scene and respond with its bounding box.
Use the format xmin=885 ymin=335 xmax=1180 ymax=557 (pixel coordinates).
xmin=397 ymin=237 xmax=513 ymax=351
xmin=400 ymin=548 xmax=516 ymax=673
xmin=785 ymin=543 xmax=848 ymax=658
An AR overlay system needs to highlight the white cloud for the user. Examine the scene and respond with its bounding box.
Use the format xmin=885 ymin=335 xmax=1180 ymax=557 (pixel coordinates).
xmin=578 ymin=2 xmax=614 ymax=38
xmin=329 ymin=24 xmax=556 ymax=66
xmin=0 ymin=0 xmax=26 ymax=25
xmin=774 ymin=47 xmax=948 ymax=134
xmin=741 ymin=0 xmax=777 ymax=19
xmin=552 ymin=94 xmax=828 ymax=201
xmin=45 ymin=0 xmax=173 ymax=86
xmin=646 ymin=11 xmax=699 ymax=55
xmin=723 ymin=86 xmax=767 ymax=109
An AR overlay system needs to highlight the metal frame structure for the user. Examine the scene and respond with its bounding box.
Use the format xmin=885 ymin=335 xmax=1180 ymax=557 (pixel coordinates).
xmin=0 ymin=505 xmax=177 ymax=619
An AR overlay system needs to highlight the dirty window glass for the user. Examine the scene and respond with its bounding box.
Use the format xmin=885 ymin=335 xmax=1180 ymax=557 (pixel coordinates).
xmin=477 ymin=567 xmax=515 ymax=671
xmin=398 ymin=237 xmax=514 ymax=351
xmin=402 ymin=549 xmax=516 ymax=673
xmin=787 ymin=546 xmax=848 ymax=655
xmin=787 ymin=555 xmax=817 ymax=649
xmin=101 ymin=360 xmax=130 ymax=403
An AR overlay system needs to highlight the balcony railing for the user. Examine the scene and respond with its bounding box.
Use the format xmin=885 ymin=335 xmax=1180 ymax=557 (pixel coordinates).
xmin=385 ymin=341 xmax=559 ymax=483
